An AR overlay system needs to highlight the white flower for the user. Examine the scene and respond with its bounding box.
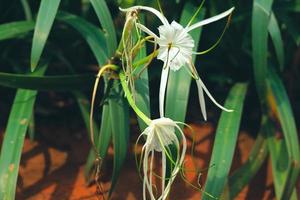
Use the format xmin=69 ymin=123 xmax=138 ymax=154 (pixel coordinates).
xmin=137 ymin=117 xmax=187 ymax=200
xmin=120 ymin=6 xmax=234 ymax=119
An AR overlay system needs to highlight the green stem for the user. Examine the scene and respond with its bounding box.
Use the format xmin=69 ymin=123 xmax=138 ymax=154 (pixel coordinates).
xmin=119 ymin=72 xmax=151 ymax=125
xmin=133 ymin=50 xmax=158 ymax=69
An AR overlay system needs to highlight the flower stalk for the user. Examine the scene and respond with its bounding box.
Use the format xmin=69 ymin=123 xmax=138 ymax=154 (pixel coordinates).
xmin=119 ymin=71 xmax=151 ymax=125
xmin=120 ymin=5 xmax=234 ymax=120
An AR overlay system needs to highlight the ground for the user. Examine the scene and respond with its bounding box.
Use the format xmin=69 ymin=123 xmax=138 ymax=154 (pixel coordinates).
xmin=7 ymin=122 xmax=285 ymax=200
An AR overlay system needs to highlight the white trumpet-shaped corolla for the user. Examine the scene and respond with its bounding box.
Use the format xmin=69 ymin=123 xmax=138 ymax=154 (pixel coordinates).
xmin=120 ymin=6 xmax=234 ymax=119
xmin=137 ymin=117 xmax=186 ymax=200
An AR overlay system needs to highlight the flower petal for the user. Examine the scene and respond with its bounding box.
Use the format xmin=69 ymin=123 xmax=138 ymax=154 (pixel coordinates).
xmin=120 ymin=6 xmax=169 ymax=26
xmin=149 ymin=150 xmax=155 ymax=199
xmin=137 ymin=23 xmax=159 ymax=39
xmin=159 ymin=65 xmax=170 ymax=117
xmin=196 ymin=76 xmax=233 ymax=112
xmin=186 ymin=7 xmax=235 ymax=32
xmin=196 ymin=79 xmax=207 ymax=121
xmin=161 ymin=151 xmax=166 ymax=193
xmin=143 ymin=148 xmax=155 ymax=200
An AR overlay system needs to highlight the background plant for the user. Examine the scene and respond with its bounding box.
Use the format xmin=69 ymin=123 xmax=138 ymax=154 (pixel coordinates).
xmin=0 ymin=0 xmax=299 ymax=199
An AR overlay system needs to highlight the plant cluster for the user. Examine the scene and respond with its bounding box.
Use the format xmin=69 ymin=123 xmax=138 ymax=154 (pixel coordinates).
xmin=0 ymin=0 xmax=299 ymax=200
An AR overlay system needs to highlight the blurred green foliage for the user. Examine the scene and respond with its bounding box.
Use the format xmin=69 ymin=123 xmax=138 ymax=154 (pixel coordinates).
xmin=0 ymin=0 xmax=299 ymax=199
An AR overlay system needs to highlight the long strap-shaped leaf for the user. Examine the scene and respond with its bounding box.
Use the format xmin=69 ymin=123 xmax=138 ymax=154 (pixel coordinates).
xmin=252 ymin=1 xmax=299 ymax=199
xmin=252 ymin=0 xmax=273 ymax=98
xmin=30 ymin=0 xmax=61 ymax=71
xmin=0 ymin=72 xmax=94 ymax=91
xmin=108 ymin=81 xmax=129 ymax=197
xmin=74 ymin=92 xmax=112 ymax=182
xmin=165 ymin=2 xmax=205 ymax=127
xmin=0 ymin=21 xmax=34 ymax=41
xmin=56 ymin=11 xmax=108 ymax=65
xmin=265 ymin=69 xmax=300 ymax=199
xmin=268 ymin=12 xmax=284 ymax=71
xmin=202 ymin=83 xmax=247 ymax=200
xmin=228 ymin=129 xmax=268 ymax=198
xmin=0 ymin=63 xmax=47 ymax=200
xmin=90 ymin=0 xmax=117 ymax=55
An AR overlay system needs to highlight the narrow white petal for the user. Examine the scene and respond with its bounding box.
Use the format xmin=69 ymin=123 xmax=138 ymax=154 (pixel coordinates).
xmin=196 ymin=76 xmax=233 ymax=112
xmin=186 ymin=7 xmax=235 ymax=32
xmin=143 ymin=148 xmax=155 ymax=200
xmin=143 ymin=177 xmax=146 ymax=200
xmin=196 ymin=79 xmax=207 ymax=121
xmin=149 ymin=151 xmax=154 ymax=199
xmin=159 ymin=66 xmax=170 ymax=117
xmin=142 ymin=148 xmax=147 ymax=200
xmin=175 ymin=124 xmax=187 ymax=166
xmin=137 ymin=23 xmax=159 ymax=39
xmin=120 ymin=6 xmax=169 ymax=26
xmin=161 ymin=142 xmax=180 ymax=199
xmin=161 ymin=151 xmax=166 ymax=194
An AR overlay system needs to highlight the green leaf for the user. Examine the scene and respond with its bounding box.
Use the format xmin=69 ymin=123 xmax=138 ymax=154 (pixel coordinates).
xmin=0 ymin=21 xmax=34 ymax=41
xmin=228 ymin=131 xmax=268 ymax=198
xmin=265 ymin=69 xmax=300 ymax=199
xmin=56 ymin=11 xmax=108 ymax=65
xmin=203 ymin=83 xmax=248 ymax=200
xmin=20 ymin=0 xmax=33 ymax=21
xmin=268 ymin=12 xmax=284 ymax=70
xmin=90 ymin=0 xmax=117 ymax=55
xmin=252 ymin=0 xmax=273 ymax=98
xmin=165 ymin=3 xmax=205 ymax=125
xmin=0 ymin=71 xmax=94 ymax=91
xmin=133 ymin=22 xmax=150 ymax=131
xmin=109 ymin=81 xmax=129 ymax=196
xmin=30 ymin=0 xmax=61 ymax=71
xmin=265 ymin=119 xmax=298 ymax=200
xmin=74 ymin=91 xmax=99 ymax=180
xmin=0 ymin=63 xmax=47 ymax=200
xmin=74 ymin=92 xmax=112 ymax=182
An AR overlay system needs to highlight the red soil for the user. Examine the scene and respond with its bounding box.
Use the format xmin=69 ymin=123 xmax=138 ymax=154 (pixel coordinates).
xmin=4 ymin=123 xmax=284 ymax=199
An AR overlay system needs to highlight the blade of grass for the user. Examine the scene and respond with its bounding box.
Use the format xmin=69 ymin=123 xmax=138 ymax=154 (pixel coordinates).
xmin=265 ymin=119 xmax=298 ymax=200
xmin=20 ymin=0 xmax=32 ymax=20
xmin=165 ymin=2 xmax=205 ymax=126
xmin=0 ymin=21 xmax=34 ymax=41
xmin=268 ymin=12 xmax=284 ymax=71
xmin=108 ymin=81 xmax=129 ymax=196
xmin=266 ymin=69 xmax=300 ymax=199
xmin=202 ymin=83 xmax=247 ymax=200
xmin=228 ymin=130 xmax=268 ymax=198
xmin=90 ymin=0 xmax=117 ymax=55
xmin=252 ymin=1 xmax=299 ymax=199
xmin=30 ymin=0 xmax=61 ymax=71
xmin=0 ymin=72 xmax=94 ymax=91
xmin=252 ymin=0 xmax=273 ymax=98
xmin=0 ymin=63 xmax=47 ymax=200
xmin=56 ymin=11 xmax=108 ymax=65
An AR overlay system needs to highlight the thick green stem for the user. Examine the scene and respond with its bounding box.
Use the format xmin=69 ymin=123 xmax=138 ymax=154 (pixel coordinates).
xmin=119 ymin=72 xmax=151 ymax=125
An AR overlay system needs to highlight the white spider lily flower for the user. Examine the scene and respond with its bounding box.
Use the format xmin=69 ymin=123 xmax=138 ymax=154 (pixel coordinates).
xmin=137 ymin=117 xmax=187 ymax=200
xmin=120 ymin=6 xmax=234 ymax=120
